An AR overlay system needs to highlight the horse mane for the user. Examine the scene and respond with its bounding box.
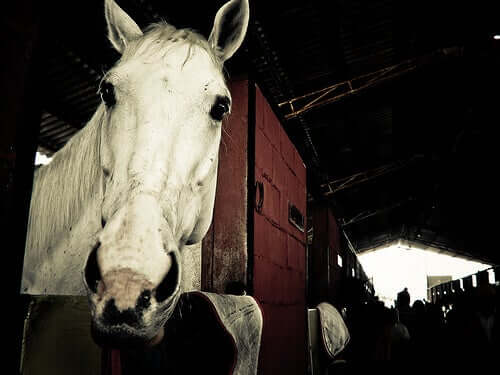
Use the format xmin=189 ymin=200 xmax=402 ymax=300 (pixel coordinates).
xmin=26 ymin=105 xmax=105 ymax=256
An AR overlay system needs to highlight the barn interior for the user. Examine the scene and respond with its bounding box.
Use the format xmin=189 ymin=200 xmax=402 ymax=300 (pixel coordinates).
xmin=3 ymin=0 xmax=500 ymax=372
xmin=24 ymin=0 xmax=500 ymax=265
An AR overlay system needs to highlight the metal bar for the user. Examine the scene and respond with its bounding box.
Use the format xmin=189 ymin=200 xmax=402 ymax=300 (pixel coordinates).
xmin=53 ymin=136 xmax=73 ymax=149
xmin=43 ymin=97 xmax=99 ymax=131
xmin=321 ymin=156 xmax=420 ymax=196
xmin=279 ymin=61 xmax=407 ymax=109
xmin=60 ymin=84 xmax=99 ymax=103
xmin=63 ymin=92 xmax=100 ymax=111
xmin=39 ymin=123 xmax=67 ymax=138
xmin=279 ymin=47 xmax=461 ymax=119
xmin=50 ymin=128 xmax=77 ymax=143
xmin=40 ymin=111 xmax=53 ymax=120
xmin=342 ymin=229 xmax=357 ymax=256
xmin=40 ymin=124 xmax=74 ymax=138
xmin=45 ymin=126 xmax=76 ymax=141
xmin=40 ymin=117 xmax=64 ymax=130
xmin=341 ymin=198 xmax=412 ymax=227
xmin=51 ymin=82 xmax=98 ymax=104
xmin=285 ymin=64 xmax=415 ymax=119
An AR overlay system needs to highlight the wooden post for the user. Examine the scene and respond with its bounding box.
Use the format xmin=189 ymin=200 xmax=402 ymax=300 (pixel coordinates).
xmin=1 ymin=1 xmax=43 ymax=372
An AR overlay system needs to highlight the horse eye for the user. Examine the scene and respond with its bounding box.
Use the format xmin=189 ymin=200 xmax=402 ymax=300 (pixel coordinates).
xmin=210 ymin=96 xmax=230 ymax=122
xmin=99 ymin=81 xmax=116 ymax=107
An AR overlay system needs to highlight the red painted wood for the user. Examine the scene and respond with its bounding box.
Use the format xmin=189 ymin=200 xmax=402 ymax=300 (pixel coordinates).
xmin=255 ymin=127 xmax=273 ymax=181
xmin=254 ymin=85 xmax=306 ymax=375
xmin=201 ymin=79 xmax=248 ymax=293
xmin=202 ymin=82 xmax=307 ymax=375
xmin=309 ymin=205 xmax=344 ymax=304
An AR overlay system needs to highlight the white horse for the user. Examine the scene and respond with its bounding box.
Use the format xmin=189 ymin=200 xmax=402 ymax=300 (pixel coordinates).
xmin=22 ymin=0 xmax=249 ymax=347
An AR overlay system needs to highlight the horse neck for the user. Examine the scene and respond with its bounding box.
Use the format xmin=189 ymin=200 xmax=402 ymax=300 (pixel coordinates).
xmin=26 ymin=106 xmax=105 ymax=254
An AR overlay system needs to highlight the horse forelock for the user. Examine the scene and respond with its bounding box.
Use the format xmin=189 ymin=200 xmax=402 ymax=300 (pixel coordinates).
xmin=121 ymin=23 xmax=224 ymax=73
xmin=26 ymin=106 xmax=106 ymax=257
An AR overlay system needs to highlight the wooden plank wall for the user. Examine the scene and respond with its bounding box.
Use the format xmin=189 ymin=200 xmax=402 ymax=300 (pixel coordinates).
xmin=309 ymin=205 xmax=343 ymax=306
xmin=201 ymin=78 xmax=249 ymax=294
xmin=253 ymin=85 xmax=307 ymax=375
xmin=201 ymin=81 xmax=308 ymax=375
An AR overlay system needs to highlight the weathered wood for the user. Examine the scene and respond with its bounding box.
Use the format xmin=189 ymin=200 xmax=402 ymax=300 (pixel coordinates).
xmin=253 ymin=85 xmax=307 ymax=375
xmin=202 ymin=78 xmax=249 ymax=294
xmin=1 ymin=1 xmax=43 ymax=372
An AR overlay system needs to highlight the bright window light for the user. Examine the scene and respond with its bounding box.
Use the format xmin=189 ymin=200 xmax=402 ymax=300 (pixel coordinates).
xmin=472 ymin=274 xmax=477 ymax=288
xmin=488 ymin=269 xmax=495 ymax=284
xmin=351 ymin=268 xmax=355 ymax=277
xmin=35 ymin=152 xmax=53 ymax=165
xmin=494 ymin=35 xmax=500 ymax=40
xmin=358 ymin=243 xmax=491 ymax=306
xmin=459 ymin=279 xmax=463 ymax=289
xmin=337 ymin=255 xmax=343 ymax=268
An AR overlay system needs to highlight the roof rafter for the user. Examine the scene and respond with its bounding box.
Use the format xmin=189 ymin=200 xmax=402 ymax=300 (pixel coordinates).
xmin=278 ymin=47 xmax=463 ymax=119
xmin=320 ymin=156 xmax=422 ymax=196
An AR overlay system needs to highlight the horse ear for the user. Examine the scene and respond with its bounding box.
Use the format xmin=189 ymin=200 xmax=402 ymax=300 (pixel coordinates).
xmin=104 ymin=0 xmax=143 ymax=54
xmin=208 ymin=0 xmax=250 ymax=62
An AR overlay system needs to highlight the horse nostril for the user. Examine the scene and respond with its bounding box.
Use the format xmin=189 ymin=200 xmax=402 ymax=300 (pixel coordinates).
xmin=101 ymin=217 xmax=106 ymax=228
xmin=84 ymin=243 xmax=102 ymax=293
xmin=103 ymin=298 xmax=140 ymax=327
xmin=137 ymin=290 xmax=152 ymax=311
xmin=155 ymin=254 xmax=179 ymax=302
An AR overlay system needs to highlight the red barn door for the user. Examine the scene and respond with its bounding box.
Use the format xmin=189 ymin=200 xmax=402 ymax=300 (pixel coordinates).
xmin=202 ymin=81 xmax=307 ymax=375
xmin=253 ymin=85 xmax=307 ymax=375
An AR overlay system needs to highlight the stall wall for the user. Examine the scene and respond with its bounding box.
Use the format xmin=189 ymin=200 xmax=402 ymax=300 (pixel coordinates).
xmin=201 ymin=82 xmax=307 ymax=375
xmin=202 ymin=79 xmax=249 ymax=293
xmin=254 ymin=86 xmax=307 ymax=375
xmin=309 ymin=205 xmax=342 ymax=305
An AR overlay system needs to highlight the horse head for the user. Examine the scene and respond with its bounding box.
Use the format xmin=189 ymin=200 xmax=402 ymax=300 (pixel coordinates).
xmin=83 ymin=0 xmax=249 ymax=348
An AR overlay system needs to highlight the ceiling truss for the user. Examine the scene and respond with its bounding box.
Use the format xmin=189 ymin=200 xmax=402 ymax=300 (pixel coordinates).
xmin=320 ymin=156 xmax=421 ymax=196
xmin=278 ymin=47 xmax=463 ymax=120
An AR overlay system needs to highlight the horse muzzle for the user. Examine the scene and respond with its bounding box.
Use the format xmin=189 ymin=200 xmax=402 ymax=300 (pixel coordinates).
xmin=83 ymin=247 xmax=181 ymax=348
